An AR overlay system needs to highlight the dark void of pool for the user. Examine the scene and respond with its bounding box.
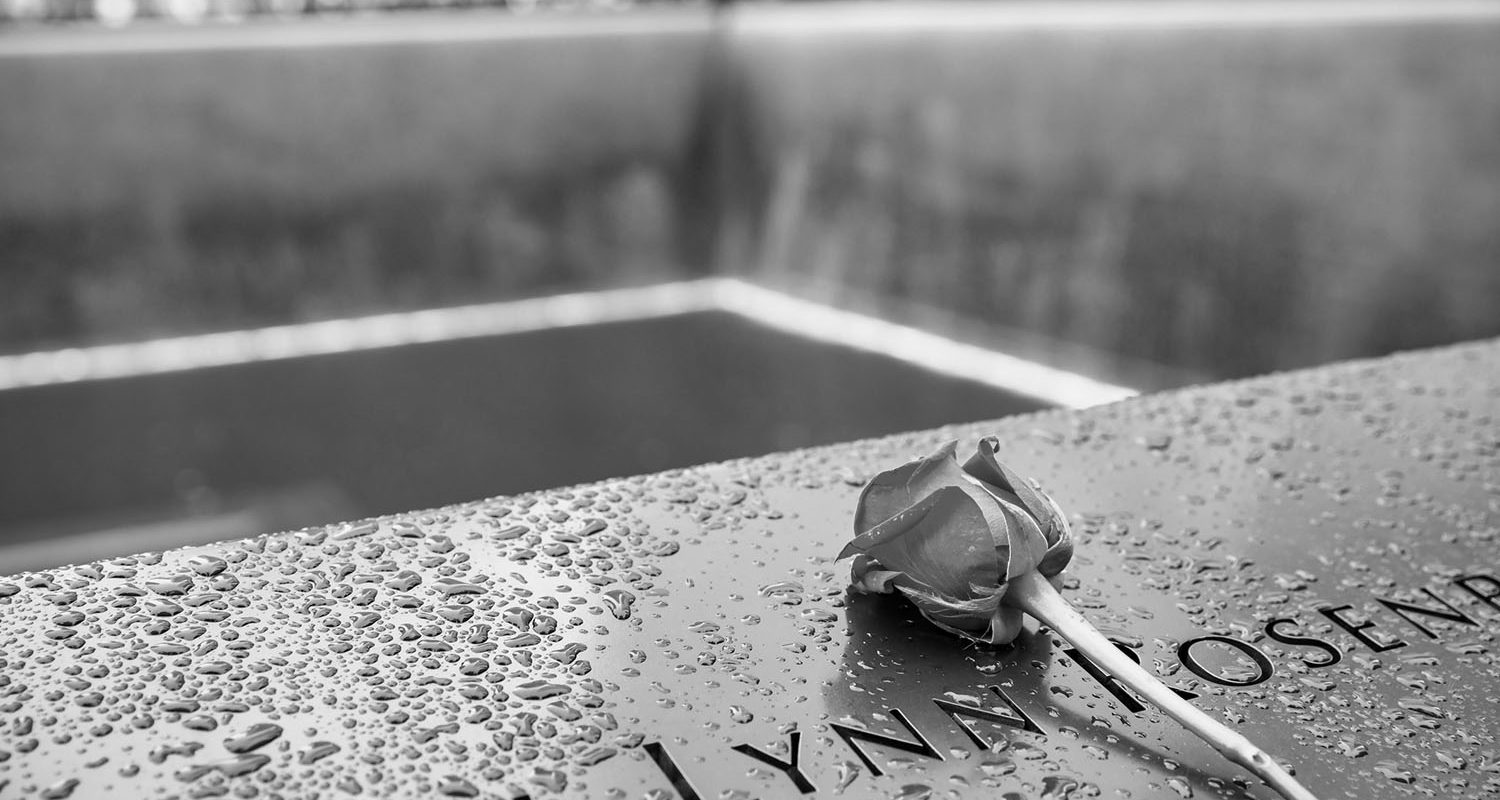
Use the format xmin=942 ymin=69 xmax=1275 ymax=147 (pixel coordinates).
xmin=0 ymin=310 xmax=1046 ymax=570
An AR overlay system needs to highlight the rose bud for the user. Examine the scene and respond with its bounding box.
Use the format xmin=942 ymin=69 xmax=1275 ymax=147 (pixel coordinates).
xmin=837 ymin=437 xmax=1074 ymax=645
xmin=837 ymin=439 xmax=1320 ymax=800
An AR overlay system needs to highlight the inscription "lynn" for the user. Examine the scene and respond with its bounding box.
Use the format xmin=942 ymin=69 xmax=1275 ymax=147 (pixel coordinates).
xmin=646 ymin=685 xmax=1040 ymax=798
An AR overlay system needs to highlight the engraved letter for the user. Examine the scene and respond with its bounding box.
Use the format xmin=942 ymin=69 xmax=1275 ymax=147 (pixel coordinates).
xmin=732 ymin=730 xmax=816 ymax=794
xmin=1176 ymin=635 xmax=1274 ymax=687
xmin=829 ymin=708 xmax=943 ymax=777
xmin=1066 ymin=640 xmax=1197 ymax=714
xmin=932 ymin=685 xmax=1044 ymax=750
xmin=1377 ymin=588 xmax=1478 ymax=639
xmin=1319 ymin=604 xmax=1406 ymax=653
xmin=1264 ymin=617 xmax=1341 ymax=668
xmin=1453 ymin=574 xmax=1500 ymax=611
xmin=645 ymin=741 xmax=703 ymax=800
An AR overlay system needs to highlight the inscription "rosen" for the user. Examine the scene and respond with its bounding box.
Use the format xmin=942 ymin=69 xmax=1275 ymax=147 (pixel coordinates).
xmin=640 ymin=571 xmax=1498 ymax=797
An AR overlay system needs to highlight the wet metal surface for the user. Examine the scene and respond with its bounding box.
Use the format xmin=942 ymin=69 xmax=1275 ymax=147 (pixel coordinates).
xmin=1 ymin=339 xmax=1498 ymax=798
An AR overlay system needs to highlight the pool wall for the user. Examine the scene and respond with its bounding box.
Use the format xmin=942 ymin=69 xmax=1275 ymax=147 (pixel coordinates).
xmin=0 ymin=12 xmax=717 ymax=348
xmin=718 ymin=3 xmax=1500 ymax=379
xmin=3 ymin=2 xmax=1500 ymax=380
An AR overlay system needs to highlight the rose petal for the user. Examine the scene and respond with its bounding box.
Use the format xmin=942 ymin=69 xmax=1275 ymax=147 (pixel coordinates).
xmin=848 ymin=554 xmax=905 ymax=594
xmin=1037 ymin=530 xmax=1075 ymax=577
xmin=1032 ymin=490 xmax=1074 ymax=575
xmin=961 ymin=437 xmax=1022 ymax=494
xmin=965 ymin=437 xmax=1067 ymax=545
xmin=839 ymin=485 xmax=1002 ymax=600
xmin=990 ymin=494 xmax=1050 ymax=578
xmin=839 ymin=484 xmax=946 ymax=560
xmin=852 ymin=440 xmax=1015 ymax=564
xmin=854 ymin=441 xmax=972 ymax=533
xmin=897 ymin=585 xmax=1029 ymax=645
xmin=896 ymin=583 xmax=1002 ymax=640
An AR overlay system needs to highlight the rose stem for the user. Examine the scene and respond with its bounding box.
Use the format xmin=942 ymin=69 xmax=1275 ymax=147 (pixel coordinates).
xmin=1007 ymin=571 xmax=1320 ymax=800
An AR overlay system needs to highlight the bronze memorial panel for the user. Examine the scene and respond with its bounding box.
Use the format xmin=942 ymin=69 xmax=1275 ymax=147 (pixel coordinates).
xmin=2 ymin=340 xmax=1498 ymax=799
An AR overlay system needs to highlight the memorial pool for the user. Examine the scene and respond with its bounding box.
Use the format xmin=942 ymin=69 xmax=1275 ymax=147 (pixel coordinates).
xmin=0 ymin=308 xmax=1048 ymax=572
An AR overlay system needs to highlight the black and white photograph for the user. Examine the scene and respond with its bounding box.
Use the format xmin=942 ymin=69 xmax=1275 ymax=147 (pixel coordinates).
xmin=2 ymin=0 xmax=1499 ymax=798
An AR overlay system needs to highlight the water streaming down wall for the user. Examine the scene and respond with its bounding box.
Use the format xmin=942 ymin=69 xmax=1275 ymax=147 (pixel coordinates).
xmin=0 ymin=12 xmax=717 ymax=349
xmin=2 ymin=4 xmax=1500 ymax=381
xmin=713 ymin=4 xmax=1500 ymax=380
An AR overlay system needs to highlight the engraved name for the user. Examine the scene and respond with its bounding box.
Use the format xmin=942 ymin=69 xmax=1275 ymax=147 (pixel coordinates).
xmin=641 ymin=571 xmax=1498 ymax=797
